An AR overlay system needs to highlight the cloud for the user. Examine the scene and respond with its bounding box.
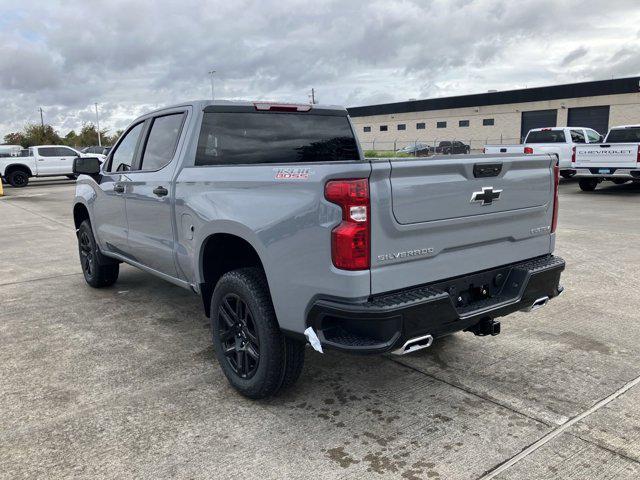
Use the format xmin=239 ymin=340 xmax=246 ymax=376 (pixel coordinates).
xmin=0 ymin=0 xmax=639 ymax=138
xmin=560 ymin=46 xmax=588 ymax=67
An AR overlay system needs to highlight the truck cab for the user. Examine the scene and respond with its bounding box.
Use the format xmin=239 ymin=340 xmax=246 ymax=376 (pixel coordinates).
xmin=0 ymin=145 xmax=83 ymax=187
xmin=484 ymin=127 xmax=603 ymax=178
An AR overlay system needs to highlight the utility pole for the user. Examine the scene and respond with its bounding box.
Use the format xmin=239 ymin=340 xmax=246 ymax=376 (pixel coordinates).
xmin=95 ymin=103 xmax=102 ymax=146
xmin=208 ymin=70 xmax=216 ymax=101
xmin=309 ymin=88 xmax=316 ymax=104
xmin=39 ymin=107 xmax=44 ymax=128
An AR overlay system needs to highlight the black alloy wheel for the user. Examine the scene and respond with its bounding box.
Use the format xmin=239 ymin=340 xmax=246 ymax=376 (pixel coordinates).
xmin=9 ymin=170 xmax=29 ymax=187
xmin=217 ymin=293 xmax=260 ymax=379
xmin=79 ymin=229 xmax=96 ymax=279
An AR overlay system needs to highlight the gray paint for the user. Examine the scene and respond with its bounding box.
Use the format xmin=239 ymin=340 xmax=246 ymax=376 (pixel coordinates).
xmin=75 ymin=100 xmax=556 ymax=335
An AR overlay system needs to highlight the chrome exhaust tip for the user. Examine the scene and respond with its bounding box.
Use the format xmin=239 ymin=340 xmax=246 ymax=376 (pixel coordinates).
xmin=391 ymin=334 xmax=433 ymax=355
xmin=520 ymin=296 xmax=549 ymax=313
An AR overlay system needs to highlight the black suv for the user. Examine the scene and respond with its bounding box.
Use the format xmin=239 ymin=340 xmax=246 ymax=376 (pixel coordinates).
xmin=436 ymin=141 xmax=470 ymax=154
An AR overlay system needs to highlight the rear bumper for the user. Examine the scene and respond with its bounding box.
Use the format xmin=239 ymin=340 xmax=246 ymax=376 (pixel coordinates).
xmin=307 ymin=255 xmax=565 ymax=354
xmin=574 ymin=167 xmax=640 ymax=179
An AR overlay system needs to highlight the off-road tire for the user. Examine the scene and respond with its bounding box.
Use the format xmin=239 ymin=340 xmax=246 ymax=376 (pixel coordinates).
xmin=210 ymin=267 xmax=304 ymax=399
xmin=579 ymin=178 xmax=598 ymax=192
xmin=77 ymin=220 xmax=119 ymax=288
xmin=8 ymin=169 xmax=29 ymax=187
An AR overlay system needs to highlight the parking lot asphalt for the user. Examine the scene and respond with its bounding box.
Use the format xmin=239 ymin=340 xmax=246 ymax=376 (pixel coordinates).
xmin=1 ymin=178 xmax=639 ymax=479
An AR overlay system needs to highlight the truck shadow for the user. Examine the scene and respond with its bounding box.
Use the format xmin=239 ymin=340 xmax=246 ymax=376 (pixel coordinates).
xmin=586 ymin=182 xmax=640 ymax=195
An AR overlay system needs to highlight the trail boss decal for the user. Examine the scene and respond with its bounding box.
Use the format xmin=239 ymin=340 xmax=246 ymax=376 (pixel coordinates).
xmin=377 ymin=248 xmax=435 ymax=262
xmin=274 ymin=167 xmax=313 ymax=180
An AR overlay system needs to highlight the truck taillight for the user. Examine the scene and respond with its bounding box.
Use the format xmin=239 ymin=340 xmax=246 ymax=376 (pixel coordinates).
xmin=551 ymin=164 xmax=559 ymax=233
xmin=571 ymin=146 xmax=576 ymax=164
xmin=637 ymin=145 xmax=640 ymax=164
xmin=325 ymin=179 xmax=370 ymax=270
xmin=524 ymin=147 xmax=533 ymax=154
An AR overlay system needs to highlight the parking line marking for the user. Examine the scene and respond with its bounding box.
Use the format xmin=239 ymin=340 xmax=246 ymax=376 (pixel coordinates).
xmin=0 ymin=272 xmax=82 ymax=288
xmin=389 ymin=357 xmax=549 ymax=425
xmin=478 ymin=374 xmax=640 ymax=479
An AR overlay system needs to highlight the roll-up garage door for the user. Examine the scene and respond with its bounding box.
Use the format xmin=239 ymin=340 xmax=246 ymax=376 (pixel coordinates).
xmin=520 ymin=109 xmax=558 ymax=141
xmin=567 ymin=106 xmax=610 ymax=137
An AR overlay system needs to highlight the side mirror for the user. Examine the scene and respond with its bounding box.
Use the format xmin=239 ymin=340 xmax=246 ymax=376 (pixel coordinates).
xmin=73 ymin=157 xmax=101 ymax=176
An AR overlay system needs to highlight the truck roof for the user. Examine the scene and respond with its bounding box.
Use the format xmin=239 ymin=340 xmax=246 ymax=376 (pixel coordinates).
xmin=608 ymin=124 xmax=640 ymax=129
xmin=30 ymin=145 xmax=79 ymax=149
xmin=528 ymin=127 xmax=592 ymax=132
xmin=136 ymin=100 xmax=347 ymax=122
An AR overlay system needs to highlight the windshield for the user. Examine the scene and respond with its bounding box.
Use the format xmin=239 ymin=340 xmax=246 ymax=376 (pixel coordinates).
xmin=196 ymin=112 xmax=360 ymax=165
xmin=526 ymin=130 xmax=566 ymax=143
xmin=605 ymin=127 xmax=640 ymax=143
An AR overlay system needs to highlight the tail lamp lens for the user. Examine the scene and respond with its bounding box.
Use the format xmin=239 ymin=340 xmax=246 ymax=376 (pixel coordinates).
xmin=551 ymin=164 xmax=560 ymax=233
xmin=524 ymin=146 xmax=533 ymax=154
xmin=325 ymin=179 xmax=370 ymax=270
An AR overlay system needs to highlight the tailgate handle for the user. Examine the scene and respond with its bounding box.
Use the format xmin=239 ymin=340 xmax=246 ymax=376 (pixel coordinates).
xmin=473 ymin=163 xmax=502 ymax=178
xmin=599 ymin=144 xmax=611 ymax=148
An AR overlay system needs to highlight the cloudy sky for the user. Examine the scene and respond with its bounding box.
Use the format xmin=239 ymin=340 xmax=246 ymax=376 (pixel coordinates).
xmin=1 ymin=0 xmax=639 ymax=138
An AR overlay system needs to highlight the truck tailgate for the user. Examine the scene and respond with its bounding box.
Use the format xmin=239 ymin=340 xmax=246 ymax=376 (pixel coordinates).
xmin=575 ymin=144 xmax=638 ymax=168
xmin=369 ymin=154 xmax=555 ymax=294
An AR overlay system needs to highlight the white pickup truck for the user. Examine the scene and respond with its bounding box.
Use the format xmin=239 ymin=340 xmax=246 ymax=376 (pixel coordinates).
xmin=484 ymin=127 xmax=603 ymax=178
xmin=0 ymin=145 xmax=85 ymax=187
xmin=573 ymin=125 xmax=640 ymax=191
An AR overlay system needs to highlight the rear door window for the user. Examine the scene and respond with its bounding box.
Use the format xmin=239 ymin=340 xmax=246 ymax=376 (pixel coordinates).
xmin=525 ymin=130 xmax=566 ymax=143
xmin=108 ymin=122 xmax=144 ymax=172
xmin=139 ymin=113 xmax=185 ymax=171
xmin=38 ymin=147 xmax=58 ymax=157
xmin=195 ymin=112 xmax=359 ymax=165
xmin=570 ymin=130 xmax=586 ymax=143
xmin=605 ymin=127 xmax=640 ymax=143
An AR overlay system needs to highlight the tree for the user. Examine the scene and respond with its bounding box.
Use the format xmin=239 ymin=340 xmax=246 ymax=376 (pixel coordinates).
xmin=3 ymin=123 xmax=121 ymax=150
xmin=16 ymin=124 xmax=63 ymax=147
xmin=3 ymin=132 xmax=25 ymax=147
xmin=63 ymin=130 xmax=78 ymax=147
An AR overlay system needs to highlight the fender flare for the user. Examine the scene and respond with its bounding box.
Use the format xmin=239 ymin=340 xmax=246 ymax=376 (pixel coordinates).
xmin=194 ymin=220 xmax=269 ymax=286
xmin=3 ymin=163 xmax=33 ymax=177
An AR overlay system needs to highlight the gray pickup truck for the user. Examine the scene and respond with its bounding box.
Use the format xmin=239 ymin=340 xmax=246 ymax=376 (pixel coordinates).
xmin=72 ymin=100 xmax=565 ymax=398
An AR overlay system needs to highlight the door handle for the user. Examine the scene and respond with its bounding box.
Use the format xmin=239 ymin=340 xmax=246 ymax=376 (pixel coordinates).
xmin=113 ymin=184 xmax=125 ymax=193
xmin=153 ymin=186 xmax=168 ymax=197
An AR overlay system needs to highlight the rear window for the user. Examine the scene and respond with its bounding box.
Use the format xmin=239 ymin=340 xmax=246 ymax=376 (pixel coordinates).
xmin=605 ymin=127 xmax=640 ymax=143
xmin=526 ymin=130 xmax=566 ymax=143
xmin=195 ymin=112 xmax=359 ymax=165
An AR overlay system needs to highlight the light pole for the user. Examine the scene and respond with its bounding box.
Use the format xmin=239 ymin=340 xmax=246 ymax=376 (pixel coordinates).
xmin=94 ymin=103 xmax=102 ymax=146
xmin=208 ymin=70 xmax=216 ymax=101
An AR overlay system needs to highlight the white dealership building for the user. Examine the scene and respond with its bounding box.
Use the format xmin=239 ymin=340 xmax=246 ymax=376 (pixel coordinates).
xmin=347 ymin=77 xmax=640 ymax=151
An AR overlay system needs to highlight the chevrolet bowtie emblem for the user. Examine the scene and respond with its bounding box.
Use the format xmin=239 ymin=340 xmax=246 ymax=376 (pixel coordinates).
xmin=471 ymin=187 xmax=502 ymax=205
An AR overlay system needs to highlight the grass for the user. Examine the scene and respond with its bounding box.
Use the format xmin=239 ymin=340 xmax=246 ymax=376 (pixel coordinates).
xmin=363 ymin=150 xmax=412 ymax=158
